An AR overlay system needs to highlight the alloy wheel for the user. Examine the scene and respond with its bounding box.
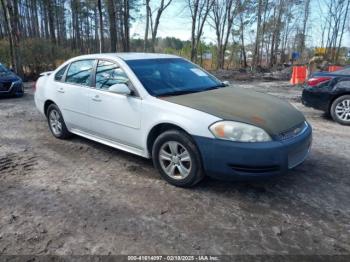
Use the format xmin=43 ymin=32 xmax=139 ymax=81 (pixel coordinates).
xmin=49 ymin=109 xmax=63 ymax=136
xmin=159 ymin=141 xmax=192 ymax=180
xmin=335 ymin=99 xmax=350 ymax=122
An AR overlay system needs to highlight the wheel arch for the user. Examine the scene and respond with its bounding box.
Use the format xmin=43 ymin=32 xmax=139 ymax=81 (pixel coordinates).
xmin=329 ymin=92 xmax=350 ymax=113
xmin=44 ymin=100 xmax=56 ymax=117
xmin=146 ymin=123 xmax=193 ymax=157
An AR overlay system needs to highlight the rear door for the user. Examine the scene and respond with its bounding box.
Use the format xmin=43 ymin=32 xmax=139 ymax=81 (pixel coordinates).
xmin=86 ymin=60 xmax=142 ymax=149
xmin=56 ymin=59 xmax=96 ymax=132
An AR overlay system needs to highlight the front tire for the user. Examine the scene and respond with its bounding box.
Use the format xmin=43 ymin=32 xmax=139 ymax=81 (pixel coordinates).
xmin=330 ymin=95 xmax=350 ymax=125
xmin=47 ymin=104 xmax=71 ymax=139
xmin=152 ymin=130 xmax=205 ymax=187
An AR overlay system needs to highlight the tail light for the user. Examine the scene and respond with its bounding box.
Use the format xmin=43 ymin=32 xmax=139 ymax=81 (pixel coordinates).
xmin=307 ymin=77 xmax=332 ymax=87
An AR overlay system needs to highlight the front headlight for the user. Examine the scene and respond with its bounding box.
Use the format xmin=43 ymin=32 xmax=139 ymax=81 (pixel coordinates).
xmin=209 ymin=121 xmax=272 ymax=142
xmin=13 ymin=79 xmax=22 ymax=85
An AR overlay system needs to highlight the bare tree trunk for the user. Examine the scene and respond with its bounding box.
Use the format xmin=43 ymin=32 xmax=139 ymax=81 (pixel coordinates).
xmin=97 ymin=0 xmax=104 ymax=53
xmin=43 ymin=1 xmax=49 ymax=39
xmin=0 ymin=0 xmax=15 ymax=69
xmin=123 ymin=0 xmax=130 ymax=51
xmin=300 ymin=0 xmax=310 ymax=56
xmin=3 ymin=0 xmax=22 ymax=75
xmin=188 ymin=0 xmax=213 ymax=62
xmin=144 ymin=0 xmax=150 ymax=52
xmin=148 ymin=0 xmax=173 ymax=52
xmin=272 ymin=0 xmax=284 ymax=67
xmin=210 ymin=0 xmax=235 ymax=69
xmin=107 ymin=0 xmax=117 ymax=52
xmin=259 ymin=0 xmax=269 ymax=65
xmin=239 ymin=14 xmax=247 ymax=67
xmin=336 ymin=0 xmax=350 ymax=62
xmin=238 ymin=0 xmax=247 ymax=67
xmin=32 ymin=0 xmax=40 ymax=37
xmin=94 ymin=6 xmax=99 ymax=51
xmin=189 ymin=0 xmax=199 ymax=61
xmin=253 ymin=0 xmax=263 ymax=68
xmin=325 ymin=1 xmax=334 ymax=59
xmin=46 ymin=0 xmax=56 ymax=44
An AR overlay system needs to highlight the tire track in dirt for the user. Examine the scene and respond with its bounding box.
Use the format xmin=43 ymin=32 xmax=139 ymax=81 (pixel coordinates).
xmin=0 ymin=152 xmax=37 ymax=177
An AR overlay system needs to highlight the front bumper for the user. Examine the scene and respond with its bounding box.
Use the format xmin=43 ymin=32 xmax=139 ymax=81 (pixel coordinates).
xmin=0 ymin=81 xmax=24 ymax=96
xmin=193 ymin=124 xmax=312 ymax=180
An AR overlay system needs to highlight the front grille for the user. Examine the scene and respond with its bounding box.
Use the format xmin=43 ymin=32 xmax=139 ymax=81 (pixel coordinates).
xmin=277 ymin=122 xmax=308 ymax=141
xmin=0 ymin=82 xmax=12 ymax=92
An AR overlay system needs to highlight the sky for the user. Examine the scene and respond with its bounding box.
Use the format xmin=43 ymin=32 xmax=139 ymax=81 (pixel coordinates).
xmin=130 ymin=0 xmax=350 ymax=48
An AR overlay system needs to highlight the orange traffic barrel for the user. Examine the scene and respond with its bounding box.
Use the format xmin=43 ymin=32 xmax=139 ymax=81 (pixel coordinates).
xmin=290 ymin=66 xmax=307 ymax=85
xmin=328 ymin=65 xmax=343 ymax=72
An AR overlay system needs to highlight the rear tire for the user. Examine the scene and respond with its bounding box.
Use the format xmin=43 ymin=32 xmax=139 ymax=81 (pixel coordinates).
xmin=47 ymin=104 xmax=71 ymax=139
xmin=152 ymin=129 xmax=205 ymax=187
xmin=330 ymin=95 xmax=350 ymax=125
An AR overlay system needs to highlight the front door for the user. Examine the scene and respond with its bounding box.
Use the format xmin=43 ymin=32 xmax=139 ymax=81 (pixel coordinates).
xmin=87 ymin=60 xmax=142 ymax=149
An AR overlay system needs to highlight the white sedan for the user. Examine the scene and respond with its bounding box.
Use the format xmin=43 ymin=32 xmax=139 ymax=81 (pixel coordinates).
xmin=35 ymin=53 xmax=312 ymax=187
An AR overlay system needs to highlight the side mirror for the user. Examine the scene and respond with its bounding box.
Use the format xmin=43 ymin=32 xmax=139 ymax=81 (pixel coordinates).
xmin=9 ymin=68 xmax=15 ymax=73
xmin=108 ymin=83 xmax=131 ymax=95
xmin=222 ymin=81 xmax=230 ymax=87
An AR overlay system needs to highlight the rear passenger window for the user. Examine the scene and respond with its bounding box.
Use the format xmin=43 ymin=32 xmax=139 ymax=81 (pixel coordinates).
xmin=65 ymin=60 xmax=95 ymax=86
xmin=54 ymin=65 xmax=68 ymax=81
xmin=95 ymin=60 xmax=130 ymax=90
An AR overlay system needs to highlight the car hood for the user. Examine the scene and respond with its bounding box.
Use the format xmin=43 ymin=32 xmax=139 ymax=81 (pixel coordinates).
xmin=0 ymin=72 xmax=19 ymax=82
xmin=162 ymin=87 xmax=305 ymax=136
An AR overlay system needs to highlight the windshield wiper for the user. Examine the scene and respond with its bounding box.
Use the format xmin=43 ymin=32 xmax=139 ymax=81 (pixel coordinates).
xmin=160 ymin=84 xmax=225 ymax=97
xmin=202 ymin=84 xmax=225 ymax=91
xmin=160 ymin=90 xmax=200 ymax=97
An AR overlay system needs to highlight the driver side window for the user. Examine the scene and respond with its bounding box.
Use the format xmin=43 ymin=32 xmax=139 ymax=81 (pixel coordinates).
xmin=95 ymin=60 xmax=130 ymax=90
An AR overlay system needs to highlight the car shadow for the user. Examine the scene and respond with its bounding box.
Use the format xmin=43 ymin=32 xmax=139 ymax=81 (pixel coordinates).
xmin=197 ymin=149 xmax=349 ymax=202
xmin=320 ymin=112 xmax=333 ymax=121
xmin=67 ymin=135 xmax=153 ymax=167
xmin=65 ymin=135 xmax=297 ymax=192
xmin=0 ymin=92 xmax=30 ymax=101
xmin=62 ymin=134 xmax=350 ymax=200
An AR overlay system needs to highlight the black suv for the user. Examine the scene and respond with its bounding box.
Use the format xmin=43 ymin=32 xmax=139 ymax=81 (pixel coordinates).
xmin=0 ymin=63 xmax=24 ymax=97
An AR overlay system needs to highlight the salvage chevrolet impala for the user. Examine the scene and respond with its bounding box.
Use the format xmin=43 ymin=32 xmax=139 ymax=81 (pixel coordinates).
xmin=34 ymin=53 xmax=312 ymax=187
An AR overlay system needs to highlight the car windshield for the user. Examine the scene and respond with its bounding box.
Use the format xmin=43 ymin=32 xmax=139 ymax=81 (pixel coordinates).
xmin=126 ymin=58 xmax=224 ymax=96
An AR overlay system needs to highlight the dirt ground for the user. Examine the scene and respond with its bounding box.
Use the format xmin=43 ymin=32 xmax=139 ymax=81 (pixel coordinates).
xmin=0 ymin=81 xmax=349 ymax=256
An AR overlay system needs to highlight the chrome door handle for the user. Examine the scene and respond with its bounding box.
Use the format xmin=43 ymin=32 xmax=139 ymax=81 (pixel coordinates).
xmin=57 ymin=88 xmax=65 ymax=93
xmin=92 ymin=95 xmax=101 ymax=102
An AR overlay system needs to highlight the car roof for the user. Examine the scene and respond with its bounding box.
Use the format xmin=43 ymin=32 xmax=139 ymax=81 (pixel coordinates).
xmin=71 ymin=53 xmax=180 ymax=61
